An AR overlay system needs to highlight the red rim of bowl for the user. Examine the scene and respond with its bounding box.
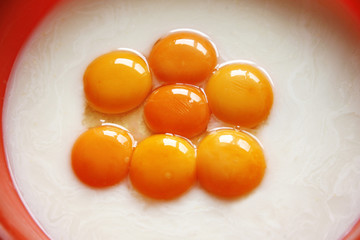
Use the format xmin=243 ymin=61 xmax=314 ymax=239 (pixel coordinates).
xmin=0 ymin=0 xmax=360 ymax=239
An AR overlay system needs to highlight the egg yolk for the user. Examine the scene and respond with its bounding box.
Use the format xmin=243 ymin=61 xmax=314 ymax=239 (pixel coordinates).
xmin=83 ymin=50 xmax=152 ymax=114
xmin=71 ymin=125 xmax=133 ymax=188
xmin=148 ymin=31 xmax=217 ymax=84
xmin=197 ymin=129 xmax=266 ymax=198
xmin=205 ymin=63 xmax=273 ymax=128
xmin=143 ymin=84 xmax=210 ymax=138
xmin=129 ymin=134 xmax=196 ymax=200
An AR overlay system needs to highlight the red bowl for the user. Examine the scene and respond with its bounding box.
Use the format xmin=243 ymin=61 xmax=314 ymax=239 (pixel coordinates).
xmin=0 ymin=0 xmax=360 ymax=239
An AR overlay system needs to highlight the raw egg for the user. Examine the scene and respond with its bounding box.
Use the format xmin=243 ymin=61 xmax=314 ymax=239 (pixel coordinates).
xmin=129 ymin=134 xmax=196 ymax=200
xmin=6 ymin=0 xmax=360 ymax=238
xmin=148 ymin=30 xmax=217 ymax=84
xmin=197 ymin=129 xmax=266 ymax=198
xmin=83 ymin=50 xmax=152 ymax=114
xmin=143 ymin=84 xmax=210 ymax=138
xmin=205 ymin=62 xmax=273 ymax=128
xmin=71 ymin=125 xmax=134 ymax=188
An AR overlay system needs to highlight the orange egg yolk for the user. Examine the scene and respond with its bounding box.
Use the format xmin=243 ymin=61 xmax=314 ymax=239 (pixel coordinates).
xmin=143 ymin=84 xmax=210 ymax=138
xmin=197 ymin=129 xmax=266 ymax=198
xmin=71 ymin=125 xmax=133 ymax=188
xmin=83 ymin=50 xmax=152 ymax=114
xmin=148 ymin=31 xmax=217 ymax=84
xmin=205 ymin=63 xmax=273 ymax=128
xmin=129 ymin=134 xmax=196 ymax=200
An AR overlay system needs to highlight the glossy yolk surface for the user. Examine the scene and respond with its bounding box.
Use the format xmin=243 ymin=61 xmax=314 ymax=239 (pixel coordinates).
xmin=83 ymin=50 xmax=152 ymax=114
xmin=71 ymin=125 xmax=133 ymax=188
xmin=148 ymin=31 xmax=217 ymax=84
xmin=129 ymin=134 xmax=196 ymax=200
xmin=197 ymin=129 xmax=266 ymax=198
xmin=144 ymin=84 xmax=210 ymax=138
xmin=205 ymin=63 xmax=273 ymax=128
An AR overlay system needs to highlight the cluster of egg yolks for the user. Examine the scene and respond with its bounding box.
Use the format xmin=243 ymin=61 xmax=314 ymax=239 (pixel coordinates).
xmin=129 ymin=134 xmax=196 ymax=200
xmin=197 ymin=129 xmax=266 ymax=198
xmin=83 ymin=50 xmax=152 ymax=114
xmin=144 ymin=84 xmax=210 ymax=138
xmin=206 ymin=63 xmax=273 ymax=128
xmin=71 ymin=125 xmax=133 ymax=188
xmin=149 ymin=31 xmax=218 ymax=84
xmin=74 ymin=30 xmax=272 ymax=200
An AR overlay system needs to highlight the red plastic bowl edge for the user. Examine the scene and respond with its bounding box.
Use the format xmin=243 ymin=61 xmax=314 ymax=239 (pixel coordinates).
xmin=0 ymin=1 xmax=60 ymax=239
xmin=0 ymin=0 xmax=359 ymax=239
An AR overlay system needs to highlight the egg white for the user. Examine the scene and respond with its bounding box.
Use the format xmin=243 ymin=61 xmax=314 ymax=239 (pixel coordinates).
xmin=3 ymin=0 xmax=360 ymax=239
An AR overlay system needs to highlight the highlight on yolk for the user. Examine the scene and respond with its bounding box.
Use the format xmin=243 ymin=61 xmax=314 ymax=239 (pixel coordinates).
xmin=148 ymin=30 xmax=218 ymax=84
xmin=197 ymin=129 xmax=266 ymax=198
xmin=71 ymin=125 xmax=134 ymax=188
xmin=83 ymin=50 xmax=152 ymax=114
xmin=143 ymin=84 xmax=210 ymax=138
xmin=205 ymin=62 xmax=273 ymax=128
xmin=129 ymin=134 xmax=196 ymax=200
